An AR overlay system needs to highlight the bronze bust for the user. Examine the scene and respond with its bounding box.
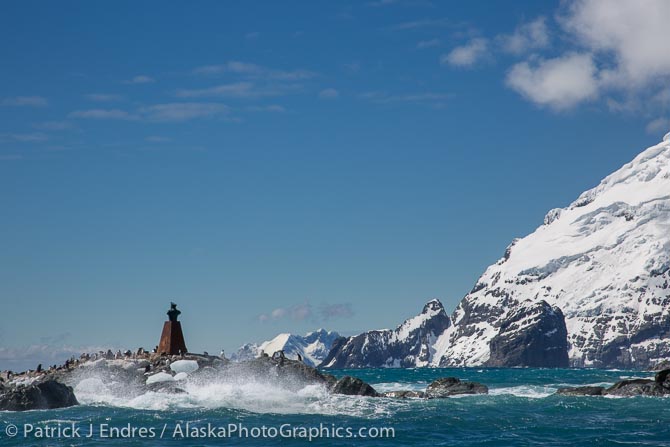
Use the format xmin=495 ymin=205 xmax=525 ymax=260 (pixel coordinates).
xmin=167 ymin=302 xmax=181 ymax=322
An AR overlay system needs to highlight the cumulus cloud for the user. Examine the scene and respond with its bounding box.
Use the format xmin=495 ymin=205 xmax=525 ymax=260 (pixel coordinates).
xmin=646 ymin=117 xmax=670 ymax=135
xmin=1 ymin=96 xmax=47 ymax=107
xmin=318 ymin=88 xmax=340 ymax=99
xmin=139 ymin=102 xmax=229 ymax=122
xmin=441 ymin=38 xmax=488 ymax=68
xmin=505 ymin=0 xmax=670 ymax=111
xmin=245 ymin=104 xmax=286 ymax=113
xmin=69 ymin=109 xmax=137 ymax=120
xmin=86 ymin=93 xmax=124 ymax=102
xmin=497 ymin=17 xmax=549 ymax=54
xmin=0 ymin=132 xmax=49 ymax=142
xmin=176 ymin=82 xmax=269 ymax=99
xmin=361 ymin=91 xmax=448 ymax=107
xmin=69 ymin=103 xmax=228 ymax=122
xmin=145 ymin=135 xmax=172 ymax=142
xmin=417 ymin=38 xmax=441 ymax=49
xmin=33 ymin=121 xmax=73 ymax=131
xmin=123 ymin=75 xmax=155 ymax=84
xmin=192 ymin=61 xmax=315 ymax=81
xmin=258 ymin=303 xmax=313 ymax=322
xmin=506 ymin=53 xmax=599 ymax=110
xmin=560 ymin=0 xmax=670 ymax=88
xmin=320 ymin=303 xmax=354 ymax=320
xmin=258 ymin=302 xmax=354 ymax=323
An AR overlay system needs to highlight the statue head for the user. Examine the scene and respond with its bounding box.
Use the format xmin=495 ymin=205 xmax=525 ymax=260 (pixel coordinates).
xmin=167 ymin=302 xmax=181 ymax=322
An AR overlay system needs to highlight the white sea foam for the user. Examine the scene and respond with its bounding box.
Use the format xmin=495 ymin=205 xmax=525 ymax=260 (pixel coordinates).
xmin=488 ymin=385 xmax=556 ymax=399
xmin=371 ymin=381 xmax=426 ymax=392
xmin=71 ymin=372 xmax=403 ymax=417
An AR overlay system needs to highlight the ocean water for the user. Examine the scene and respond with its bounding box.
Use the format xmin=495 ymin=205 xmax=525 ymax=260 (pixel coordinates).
xmin=2 ymin=368 xmax=669 ymax=446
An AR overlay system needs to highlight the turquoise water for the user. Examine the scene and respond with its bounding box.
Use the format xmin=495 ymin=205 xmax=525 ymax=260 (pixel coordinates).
xmin=2 ymin=368 xmax=669 ymax=446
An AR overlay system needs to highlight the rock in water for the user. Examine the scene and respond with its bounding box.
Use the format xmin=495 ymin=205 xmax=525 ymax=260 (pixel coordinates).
xmin=556 ymin=386 xmax=605 ymax=396
xmin=604 ymin=378 xmax=667 ymax=397
xmin=487 ymin=300 xmax=569 ymax=367
xmin=0 ymin=380 xmax=78 ymax=411
xmin=425 ymin=377 xmax=488 ymax=398
xmin=320 ymin=299 xmax=450 ymax=368
xmin=654 ymin=368 xmax=670 ymax=389
xmin=330 ymin=376 xmax=379 ymax=397
xmin=434 ymin=134 xmax=670 ymax=369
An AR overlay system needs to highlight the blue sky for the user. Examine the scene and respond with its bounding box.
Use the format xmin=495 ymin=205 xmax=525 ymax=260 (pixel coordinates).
xmin=1 ymin=0 xmax=669 ymax=370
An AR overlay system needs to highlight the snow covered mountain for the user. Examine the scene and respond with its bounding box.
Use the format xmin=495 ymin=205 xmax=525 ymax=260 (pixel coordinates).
xmin=230 ymin=329 xmax=341 ymax=367
xmin=432 ymin=132 xmax=670 ymax=369
xmin=320 ymin=299 xmax=451 ymax=368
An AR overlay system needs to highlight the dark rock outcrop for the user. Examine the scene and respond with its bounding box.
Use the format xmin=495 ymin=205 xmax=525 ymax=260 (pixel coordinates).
xmin=330 ymin=376 xmax=379 ymax=397
xmin=425 ymin=377 xmax=488 ymax=398
xmin=604 ymin=378 xmax=665 ymax=397
xmin=320 ymin=299 xmax=450 ymax=368
xmin=0 ymin=379 xmax=78 ymax=411
xmin=486 ymin=300 xmax=569 ymax=367
xmin=556 ymin=386 xmax=605 ymax=396
xmin=556 ymin=369 xmax=670 ymax=397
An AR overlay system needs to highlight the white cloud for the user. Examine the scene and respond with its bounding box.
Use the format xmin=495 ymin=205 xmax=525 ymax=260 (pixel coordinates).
xmin=258 ymin=303 xmax=313 ymax=322
xmin=176 ymin=81 xmax=299 ymax=99
xmin=361 ymin=91 xmax=449 ymax=107
xmin=560 ymin=0 xmax=670 ymax=88
xmin=246 ymin=104 xmax=286 ymax=113
xmin=1 ymin=96 xmax=48 ymax=107
xmin=506 ymin=53 xmax=599 ymax=110
xmin=69 ymin=109 xmax=137 ymax=120
xmin=176 ymin=82 xmax=265 ymax=99
xmin=192 ymin=61 xmax=315 ymax=81
xmin=318 ymin=88 xmax=340 ymax=99
xmin=505 ymin=1 xmax=670 ymax=112
xmin=34 ymin=121 xmax=73 ymax=131
xmin=441 ymin=38 xmax=488 ymax=68
xmin=193 ymin=61 xmax=263 ymax=76
xmin=123 ymin=75 xmax=155 ymax=84
xmin=69 ymin=103 xmax=229 ymax=123
xmin=498 ymin=17 xmax=549 ymax=54
xmin=391 ymin=18 xmax=453 ymax=31
xmin=0 ymin=132 xmax=49 ymax=142
xmin=139 ymin=102 xmax=229 ymax=122
xmin=145 ymin=135 xmax=172 ymax=142
xmin=417 ymin=38 xmax=441 ymax=49
xmin=86 ymin=93 xmax=123 ymax=102
xmin=645 ymin=117 xmax=669 ymax=135
xmin=320 ymin=303 xmax=354 ymax=320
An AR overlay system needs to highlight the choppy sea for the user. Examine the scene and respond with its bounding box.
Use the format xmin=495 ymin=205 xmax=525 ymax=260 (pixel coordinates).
xmin=2 ymin=368 xmax=668 ymax=446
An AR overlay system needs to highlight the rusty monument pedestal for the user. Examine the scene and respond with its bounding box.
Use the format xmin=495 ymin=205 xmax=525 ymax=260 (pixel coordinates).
xmin=158 ymin=302 xmax=188 ymax=355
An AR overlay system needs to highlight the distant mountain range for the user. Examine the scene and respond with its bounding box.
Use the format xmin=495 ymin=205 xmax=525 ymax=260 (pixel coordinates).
xmin=238 ymin=133 xmax=670 ymax=369
xmin=230 ymin=329 xmax=341 ymax=367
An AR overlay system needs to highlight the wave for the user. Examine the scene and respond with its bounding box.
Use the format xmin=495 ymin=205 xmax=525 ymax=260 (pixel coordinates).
xmin=73 ymin=375 xmax=406 ymax=417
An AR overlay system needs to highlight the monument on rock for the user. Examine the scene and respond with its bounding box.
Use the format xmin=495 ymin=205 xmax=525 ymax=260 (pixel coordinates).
xmin=158 ymin=302 xmax=188 ymax=355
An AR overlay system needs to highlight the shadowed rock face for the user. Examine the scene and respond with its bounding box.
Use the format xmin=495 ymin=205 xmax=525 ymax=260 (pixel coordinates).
xmin=330 ymin=376 xmax=379 ymax=397
xmin=555 ymin=368 xmax=670 ymax=397
xmin=425 ymin=377 xmax=488 ymax=398
xmin=0 ymin=380 xmax=78 ymax=411
xmin=486 ymin=300 xmax=569 ymax=367
xmin=320 ymin=299 xmax=451 ymax=369
xmin=556 ymin=386 xmax=605 ymax=396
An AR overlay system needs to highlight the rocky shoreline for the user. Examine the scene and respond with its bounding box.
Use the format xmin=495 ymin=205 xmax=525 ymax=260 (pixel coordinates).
xmin=3 ymin=350 xmax=670 ymax=411
xmin=0 ymin=350 xmax=489 ymax=411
